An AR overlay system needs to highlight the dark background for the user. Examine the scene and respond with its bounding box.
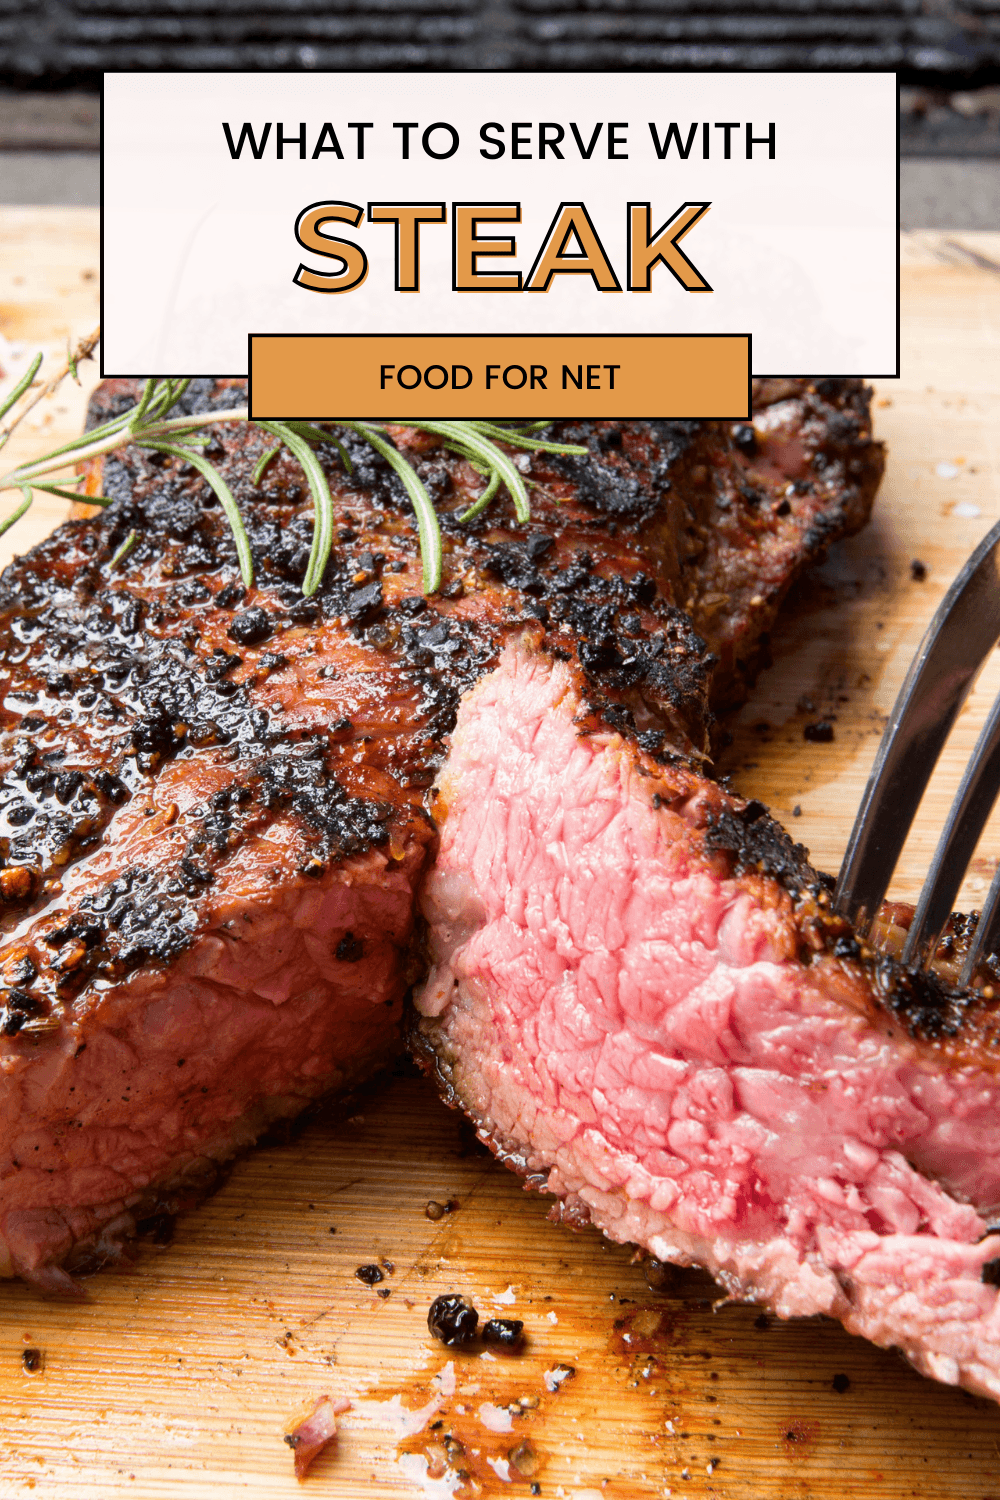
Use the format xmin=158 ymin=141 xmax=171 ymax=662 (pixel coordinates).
xmin=0 ymin=1 xmax=997 ymax=213
xmin=0 ymin=0 xmax=997 ymax=95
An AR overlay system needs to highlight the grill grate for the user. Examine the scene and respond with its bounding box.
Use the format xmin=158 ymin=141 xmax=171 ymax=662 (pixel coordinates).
xmin=1 ymin=0 xmax=998 ymax=89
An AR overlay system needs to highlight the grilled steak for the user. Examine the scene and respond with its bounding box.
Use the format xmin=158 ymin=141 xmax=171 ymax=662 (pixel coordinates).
xmin=0 ymin=378 xmax=879 ymax=1291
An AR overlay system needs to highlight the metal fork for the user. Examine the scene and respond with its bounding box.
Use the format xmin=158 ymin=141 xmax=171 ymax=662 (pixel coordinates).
xmin=835 ymin=517 xmax=1000 ymax=985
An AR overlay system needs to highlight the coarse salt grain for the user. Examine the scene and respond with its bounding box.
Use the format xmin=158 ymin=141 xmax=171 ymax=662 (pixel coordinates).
xmin=478 ymin=1402 xmax=514 ymax=1433
xmin=357 ymin=1391 xmax=443 ymax=1438
xmin=397 ymin=1451 xmax=462 ymax=1497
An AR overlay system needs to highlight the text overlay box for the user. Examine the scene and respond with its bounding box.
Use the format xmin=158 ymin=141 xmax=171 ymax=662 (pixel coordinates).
xmin=249 ymin=334 xmax=750 ymax=419
xmin=102 ymin=72 xmax=898 ymax=378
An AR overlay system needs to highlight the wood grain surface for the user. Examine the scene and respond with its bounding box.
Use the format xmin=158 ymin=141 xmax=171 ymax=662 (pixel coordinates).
xmin=0 ymin=211 xmax=999 ymax=1500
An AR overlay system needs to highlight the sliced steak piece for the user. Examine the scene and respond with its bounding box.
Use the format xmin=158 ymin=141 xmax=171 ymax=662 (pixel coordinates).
xmin=0 ymin=379 xmax=879 ymax=1287
xmin=412 ymin=645 xmax=1000 ymax=1404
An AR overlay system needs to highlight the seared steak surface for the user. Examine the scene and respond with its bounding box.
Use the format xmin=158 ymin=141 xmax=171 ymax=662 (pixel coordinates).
xmin=0 ymin=379 xmax=879 ymax=1288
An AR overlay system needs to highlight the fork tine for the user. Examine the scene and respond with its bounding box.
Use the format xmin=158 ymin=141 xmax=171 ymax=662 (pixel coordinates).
xmin=835 ymin=517 xmax=1000 ymax=931
xmin=960 ymin=859 xmax=1000 ymax=987
xmin=901 ymin=685 xmax=1000 ymax=966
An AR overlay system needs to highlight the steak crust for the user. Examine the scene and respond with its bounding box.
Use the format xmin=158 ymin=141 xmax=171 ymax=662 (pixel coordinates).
xmin=0 ymin=379 xmax=880 ymax=1286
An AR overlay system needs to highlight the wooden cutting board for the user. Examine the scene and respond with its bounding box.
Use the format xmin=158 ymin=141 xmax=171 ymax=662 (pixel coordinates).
xmin=0 ymin=211 xmax=999 ymax=1500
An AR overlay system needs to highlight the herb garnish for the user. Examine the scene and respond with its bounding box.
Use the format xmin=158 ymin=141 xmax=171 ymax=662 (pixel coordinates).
xmin=0 ymin=363 xmax=587 ymax=595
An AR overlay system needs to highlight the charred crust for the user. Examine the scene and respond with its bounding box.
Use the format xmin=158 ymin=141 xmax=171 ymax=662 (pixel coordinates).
xmin=704 ymin=800 xmax=821 ymax=898
xmin=543 ymin=418 xmax=702 ymax=527
xmin=480 ymin=530 xmax=715 ymax=751
xmin=76 ymin=382 xmax=876 ymax=769
xmin=58 ymin=865 xmax=199 ymax=980
xmin=871 ymin=956 xmax=977 ymax=1042
xmin=257 ymin=739 xmax=391 ymax=860
xmin=821 ymin=907 xmax=1000 ymax=1049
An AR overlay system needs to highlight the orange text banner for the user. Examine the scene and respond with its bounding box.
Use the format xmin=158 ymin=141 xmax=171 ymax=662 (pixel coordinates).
xmin=249 ymin=334 xmax=750 ymax=420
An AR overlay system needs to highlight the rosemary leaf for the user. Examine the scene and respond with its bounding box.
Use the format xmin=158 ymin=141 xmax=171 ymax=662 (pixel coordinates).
xmin=284 ymin=421 xmax=338 ymax=446
xmin=2 ymin=408 xmax=133 ymax=476
xmin=433 ymin=434 xmax=487 ymax=472
xmin=67 ymin=492 xmax=116 ymax=507
xmin=468 ymin=420 xmax=587 ymax=456
xmin=109 ymin=528 xmax=138 ymax=570
xmin=0 ymin=402 xmax=249 ymax=493
xmin=159 ymin=378 xmax=192 ymax=420
xmin=282 ymin=422 xmax=353 ymax=476
xmin=147 ymin=379 xmax=182 ymax=425
xmin=458 ymin=467 xmax=501 ymax=523
xmin=0 ymin=487 xmax=33 ymax=537
xmin=128 ymin=378 xmax=160 ymax=430
xmin=140 ymin=440 xmax=254 ymax=590
xmin=252 ymin=443 xmax=282 ymax=487
xmin=334 ymin=437 xmax=353 ymax=476
xmin=1 ymin=387 xmax=591 ymax=602
xmin=32 ymin=481 xmax=114 ymax=505
xmin=344 ymin=423 xmax=442 ymax=594
xmin=256 ymin=421 xmax=334 ymax=598
xmin=0 ymin=353 xmax=43 ymax=425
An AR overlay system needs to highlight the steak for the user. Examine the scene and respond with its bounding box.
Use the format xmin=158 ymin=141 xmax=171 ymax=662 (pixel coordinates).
xmin=411 ymin=649 xmax=1000 ymax=1404
xmin=0 ymin=378 xmax=879 ymax=1291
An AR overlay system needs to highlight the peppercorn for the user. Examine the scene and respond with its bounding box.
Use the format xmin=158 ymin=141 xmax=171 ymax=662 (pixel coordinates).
xmin=427 ymin=1293 xmax=479 ymax=1347
xmin=355 ymin=1263 xmax=384 ymax=1286
xmin=482 ymin=1317 xmax=524 ymax=1352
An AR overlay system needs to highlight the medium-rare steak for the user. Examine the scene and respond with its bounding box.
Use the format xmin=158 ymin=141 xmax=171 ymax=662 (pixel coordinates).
xmin=0 ymin=378 xmax=879 ymax=1290
xmin=411 ymin=650 xmax=1000 ymax=1403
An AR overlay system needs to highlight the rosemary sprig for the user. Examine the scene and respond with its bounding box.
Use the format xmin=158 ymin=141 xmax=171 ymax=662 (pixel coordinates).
xmin=255 ymin=420 xmax=335 ymax=597
xmin=0 ymin=364 xmax=588 ymax=597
